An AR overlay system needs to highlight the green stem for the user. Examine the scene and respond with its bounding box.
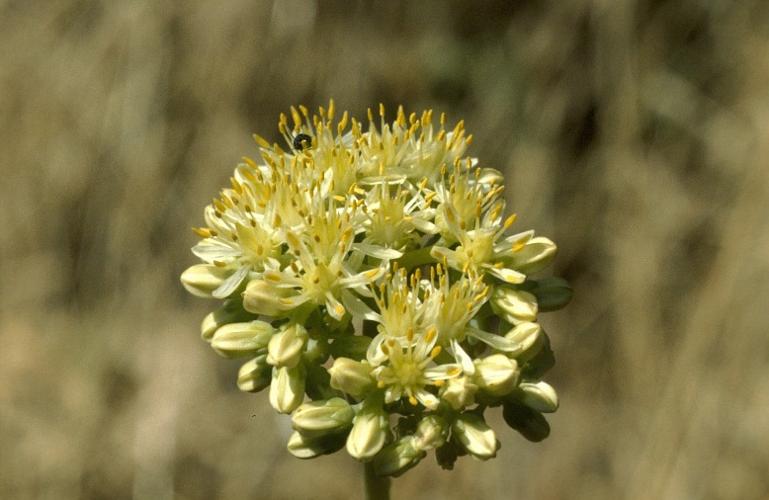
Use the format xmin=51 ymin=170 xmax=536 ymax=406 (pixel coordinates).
xmin=364 ymin=462 xmax=391 ymax=500
xmin=394 ymin=247 xmax=436 ymax=271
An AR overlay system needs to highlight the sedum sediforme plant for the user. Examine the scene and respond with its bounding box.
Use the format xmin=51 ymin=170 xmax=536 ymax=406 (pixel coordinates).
xmin=181 ymin=101 xmax=571 ymax=497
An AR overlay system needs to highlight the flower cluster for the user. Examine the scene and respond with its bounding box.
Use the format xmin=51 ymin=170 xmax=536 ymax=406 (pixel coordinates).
xmin=181 ymin=102 xmax=571 ymax=475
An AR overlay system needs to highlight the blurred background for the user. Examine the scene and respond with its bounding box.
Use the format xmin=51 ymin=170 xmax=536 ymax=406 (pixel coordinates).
xmin=2 ymin=1 xmax=768 ymax=499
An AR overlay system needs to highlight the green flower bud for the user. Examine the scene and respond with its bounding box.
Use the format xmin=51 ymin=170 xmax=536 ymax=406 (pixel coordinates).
xmin=504 ymin=322 xmax=543 ymax=359
xmin=517 ymin=381 xmax=559 ymax=413
xmin=328 ymin=358 xmax=374 ymax=398
xmin=200 ymin=298 xmax=255 ymax=341
xmin=491 ymin=287 xmax=538 ymax=324
xmin=291 ymin=397 xmax=354 ymax=437
xmin=529 ymin=277 xmax=572 ymax=312
xmin=474 ymin=354 xmax=520 ymax=396
xmin=440 ymin=376 xmax=478 ymax=410
xmin=269 ymin=364 xmax=305 ymax=414
xmin=452 ymin=413 xmax=500 ymax=460
xmin=243 ymin=279 xmax=291 ymax=317
xmin=413 ymin=415 xmax=448 ymax=451
xmin=287 ymin=430 xmax=347 ymax=459
xmin=346 ymin=405 xmax=388 ymax=460
xmin=267 ymin=323 xmax=308 ymax=368
xmin=210 ymin=320 xmax=275 ymax=358
xmin=372 ymin=436 xmax=426 ymax=477
xmin=508 ymin=236 xmax=557 ymax=274
xmin=237 ymin=353 xmax=271 ymax=393
xmin=180 ymin=264 xmax=230 ymax=298
xmin=502 ymin=401 xmax=550 ymax=442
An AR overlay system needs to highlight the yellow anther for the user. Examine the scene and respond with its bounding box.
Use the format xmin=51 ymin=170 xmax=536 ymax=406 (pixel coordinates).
xmin=408 ymin=396 xmax=418 ymax=406
xmin=252 ymin=134 xmax=271 ymax=149
xmin=192 ymin=227 xmax=212 ymax=238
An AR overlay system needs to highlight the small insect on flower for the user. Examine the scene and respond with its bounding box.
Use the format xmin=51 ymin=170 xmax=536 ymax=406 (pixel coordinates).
xmin=181 ymin=100 xmax=571 ymax=479
xmin=292 ymin=133 xmax=312 ymax=151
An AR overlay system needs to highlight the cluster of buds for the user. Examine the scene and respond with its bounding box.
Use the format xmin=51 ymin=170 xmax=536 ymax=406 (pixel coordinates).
xmin=181 ymin=102 xmax=571 ymax=476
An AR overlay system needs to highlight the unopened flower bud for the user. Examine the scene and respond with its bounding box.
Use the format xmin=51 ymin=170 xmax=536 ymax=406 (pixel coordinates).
xmin=372 ymin=436 xmax=426 ymax=477
xmin=237 ymin=353 xmax=271 ymax=393
xmin=210 ymin=320 xmax=275 ymax=358
xmin=180 ymin=264 xmax=230 ymax=298
xmin=509 ymin=236 xmax=557 ymax=274
xmin=517 ymin=381 xmax=559 ymax=413
xmin=200 ymin=298 xmax=254 ymax=341
xmin=413 ymin=415 xmax=448 ymax=451
xmin=328 ymin=358 xmax=374 ymax=398
xmin=504 ymin=322 xmax=543 ymax=358
xmin=346 ymin=406 xmax=388 ymax=460
xmin=452 ymin=413 xmax=500 ymax=460
xmin=243 ymin=279 xmax=291 ymax=317
xmin=287 ymin=430 xmax=346 ymax=459
xmin=269 ymin=364 xmax=305 ymax=414
xmin=529 ymin=277 xmax=572 ymax=312
xmin=267 ymin=323 xmax=308 ymax=368
xmin=440 ymin=376 xmax=478 ymax=410
xmin=474 ymin=354 xmax=519 ymax=396
xmin=491 ymin=287 xmax=538 ymax=324
xmin=502 ymin=401 xmax=550 ymax=442
xmin=476 ymin=167 xmax=504 ymax=186
xmin=292 ymin=397 xmax=354 ymax=437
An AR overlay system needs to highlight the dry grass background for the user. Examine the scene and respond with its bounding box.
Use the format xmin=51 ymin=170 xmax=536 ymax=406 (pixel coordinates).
xmin=1 ymin=1 xmax=769 ymax=499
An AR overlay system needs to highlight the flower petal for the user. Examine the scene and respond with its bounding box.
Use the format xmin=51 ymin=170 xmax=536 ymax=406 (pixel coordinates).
xmin=352 ymin=242 xmax=403 ymax=260
xmin=484 ymin=265 xmax=526 ymax=284
xmin=212 ymin=265 xmax=250 ymax=299
xmin=450 ymin=339 xmax=476 ymax=376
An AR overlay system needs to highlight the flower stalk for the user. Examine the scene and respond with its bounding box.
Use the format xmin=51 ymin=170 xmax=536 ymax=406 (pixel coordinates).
xmin=364 ymin=462 xmax=391 ymax=500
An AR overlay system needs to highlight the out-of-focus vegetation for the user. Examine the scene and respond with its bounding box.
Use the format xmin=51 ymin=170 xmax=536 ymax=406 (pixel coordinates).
xmin=1 ymin=1 xmax=768 ymax=499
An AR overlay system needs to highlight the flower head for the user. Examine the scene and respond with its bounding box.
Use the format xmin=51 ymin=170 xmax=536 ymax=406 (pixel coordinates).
xmin=181 ymin=101 xmax=570 ymax=476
